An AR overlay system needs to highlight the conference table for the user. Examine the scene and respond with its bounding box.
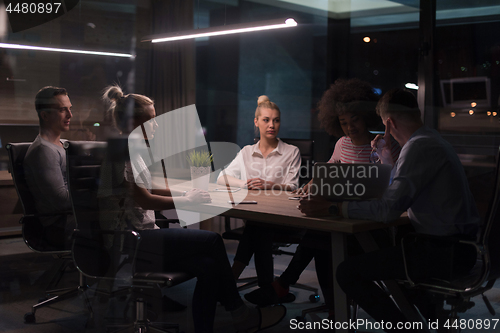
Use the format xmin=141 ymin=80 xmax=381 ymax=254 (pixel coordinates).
xmin=0 ymin=170 xmax=23 ymax=236
xmin=167 ymin=180 xmax=416 ymax=332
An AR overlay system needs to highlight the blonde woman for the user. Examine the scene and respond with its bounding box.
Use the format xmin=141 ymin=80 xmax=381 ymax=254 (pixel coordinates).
xmin=99 ymin=86 xmax=286 ymax=333
xmin=217 ymin=95 xmax=301 ymax=299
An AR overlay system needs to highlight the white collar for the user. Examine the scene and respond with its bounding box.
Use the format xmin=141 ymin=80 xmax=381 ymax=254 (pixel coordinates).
xmin=252 ymin=138 xmax=283 ymax=157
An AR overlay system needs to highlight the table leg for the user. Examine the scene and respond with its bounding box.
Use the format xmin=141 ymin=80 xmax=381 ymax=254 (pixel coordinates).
xmin=331 ymin=231 xmax=349 ymax=332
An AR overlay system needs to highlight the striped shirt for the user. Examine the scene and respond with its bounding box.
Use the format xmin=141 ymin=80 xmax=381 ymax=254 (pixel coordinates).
xmin=328 ymin=136 xmax=401 ymax=164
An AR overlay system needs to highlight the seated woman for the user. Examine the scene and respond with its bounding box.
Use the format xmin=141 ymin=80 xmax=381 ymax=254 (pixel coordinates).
xmin=244 ymin=78 xmax=401 ymax=309
xmin=99 ymin=85 xmax=286 ymax=333
xmin=217 ymin=95 xmax=301 ymax=299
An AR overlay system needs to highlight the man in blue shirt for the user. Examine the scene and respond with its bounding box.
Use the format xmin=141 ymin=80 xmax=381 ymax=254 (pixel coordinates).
xmin=299 ymin=88 xmax=480 ymax=331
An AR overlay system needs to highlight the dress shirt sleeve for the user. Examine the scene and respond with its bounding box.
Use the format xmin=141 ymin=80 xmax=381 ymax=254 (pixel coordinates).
xmin=281 ymin=147 xmax=301 ymax=191
xmin=347 ymin=141 xmax=440 ymax=223
xmin=217 ymin=150 xmax=245 ymax=181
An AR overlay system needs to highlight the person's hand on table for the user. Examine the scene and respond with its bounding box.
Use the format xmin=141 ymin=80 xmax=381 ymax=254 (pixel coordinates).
xmin=292 ymin=180 xmax=312 ymax=195
xmin=246 ymin=178 xmax=274 ymax=190
xmin=184 ymin=189 xmax=212 ymax=204
xmin=297 ymin=195 xmax=334 ymax=217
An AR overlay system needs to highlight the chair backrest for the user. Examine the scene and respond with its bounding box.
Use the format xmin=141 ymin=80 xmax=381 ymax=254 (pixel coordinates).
xmin=481 ymin=145 xmax=500 ymax=279
xmin=65 ymin=141 xmax=112 ymax=278
xmin=65 ymin=141 xmax=107 ymax=230
xmin=280 ymin=138 xmax=314 ymax=164
xmin=6 ymin=142 xmax=70 ymax=253
xmin=5 ymin=142 xmax=37 ymax=215
xmin=281 ymin=138 xmax=314 ymax=186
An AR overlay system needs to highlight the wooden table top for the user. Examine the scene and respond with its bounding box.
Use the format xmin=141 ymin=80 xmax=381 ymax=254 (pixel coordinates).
xmin=0 ymin=170 xmax=13 ymax=186
xmin=167 ymin=180 xmax=408 ymax=234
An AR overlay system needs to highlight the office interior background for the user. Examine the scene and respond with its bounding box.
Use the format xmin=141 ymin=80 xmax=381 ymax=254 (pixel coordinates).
xmin=0 ymin=1 xmax=499 ymax=332
xmin=1 ymin=0 xmax=499 ymax=226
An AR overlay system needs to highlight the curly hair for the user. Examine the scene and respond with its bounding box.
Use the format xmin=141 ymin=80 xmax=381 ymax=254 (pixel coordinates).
xmin=317 ymin=78 xmax=379 ymax=137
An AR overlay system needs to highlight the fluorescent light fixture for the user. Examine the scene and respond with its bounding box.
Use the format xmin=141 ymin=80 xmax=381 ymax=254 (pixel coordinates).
xmin=405 ymin=83 xmax=419 ymax=90
xmin=0 ymin=43 xmax=133 ymax=58
xmin=142 ymin=18 xmax=297 ymax=44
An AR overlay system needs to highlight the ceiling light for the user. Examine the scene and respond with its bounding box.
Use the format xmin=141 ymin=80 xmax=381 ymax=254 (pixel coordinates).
xmin=142 ymin=18 xmax=297 ymax=44
xmin=405 ymin=83 xmax=419 ymax=90
xmin=0 ymin=43 xmax=133 ymax=58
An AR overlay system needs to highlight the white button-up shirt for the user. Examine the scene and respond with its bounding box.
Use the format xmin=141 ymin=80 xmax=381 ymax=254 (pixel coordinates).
xmin=217 ymin=138 xmax=301 ymax=191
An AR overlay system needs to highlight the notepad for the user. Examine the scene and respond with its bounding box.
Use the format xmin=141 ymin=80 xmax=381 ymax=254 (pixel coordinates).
xmin=214 ymin=187 xmax=241 ymax=193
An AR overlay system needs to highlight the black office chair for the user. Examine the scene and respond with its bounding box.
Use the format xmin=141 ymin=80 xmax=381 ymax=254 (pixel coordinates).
xmin=400 ymin=146 xmax=500 ymax=331
xmin=5 ymin=142 xmax=90 ymax=324
xmin=65 ymin=141 xmax=194 ymax=333
xmin=279 ymin=138 xmax=314 ymax=187
xmin=223 ymin=138 xmax=319 ymax=301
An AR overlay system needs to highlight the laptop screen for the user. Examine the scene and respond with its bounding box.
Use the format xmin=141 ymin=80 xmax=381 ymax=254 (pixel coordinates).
xmin=311 ymin=163 xmax=392 ymax=200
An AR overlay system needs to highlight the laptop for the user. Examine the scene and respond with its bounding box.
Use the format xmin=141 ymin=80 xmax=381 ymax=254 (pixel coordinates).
xmin=311 ymin=162 xmax=392 ymax=200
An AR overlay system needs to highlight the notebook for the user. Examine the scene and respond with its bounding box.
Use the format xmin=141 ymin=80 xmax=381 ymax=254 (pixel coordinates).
xmin=311 ymin=162 xmax=392 ymax=200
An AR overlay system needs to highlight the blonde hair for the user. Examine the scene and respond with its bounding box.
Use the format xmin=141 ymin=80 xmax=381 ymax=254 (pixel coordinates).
xmin=102 ymin=85 xmax=154 ymax=133
xmin=255 ymin=95 xmax=280 ymax=119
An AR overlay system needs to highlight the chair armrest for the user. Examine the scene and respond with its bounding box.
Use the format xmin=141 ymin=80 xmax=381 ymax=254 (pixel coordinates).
xmin=20 ymin=210 xmax=73 ymax=223
xmin=401 ymin=232 xmax=481 ymax=288
xmin=401 ymin=232 xmax=473 ymax=243
xmin=154 ymin=210 xmax=180 ymax=228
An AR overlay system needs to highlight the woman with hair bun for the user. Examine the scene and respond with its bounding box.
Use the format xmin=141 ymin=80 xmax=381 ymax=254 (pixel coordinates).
xmin=244 ymin=78 xmax=401 ymax=311
xmin=217 ymin=95 xmax=301 ymax=302
xmin=218 ymin=95 xmax=300 ymax=191
xmin=99 ymin=86 xmax=286 ymax=333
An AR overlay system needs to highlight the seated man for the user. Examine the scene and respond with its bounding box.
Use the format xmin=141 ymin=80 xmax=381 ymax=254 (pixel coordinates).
xmin=24 ymin=86 xmax=75 ymax=248
xmin=300 ymin=88 xmax=480 ymax=331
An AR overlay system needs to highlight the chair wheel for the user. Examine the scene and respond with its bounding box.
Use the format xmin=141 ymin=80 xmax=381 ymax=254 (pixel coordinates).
xmin=309 ymin=294 xmax=320 ymax=303
xmin=24 ymin=312 xmax=36 ymax=323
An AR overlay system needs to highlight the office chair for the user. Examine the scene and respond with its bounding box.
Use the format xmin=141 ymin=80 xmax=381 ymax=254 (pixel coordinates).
xmin=279 ymin=138 xmax=314 ymax=187
xmin=399 ymin=145 xmax=500 ymax=332
xmin=223 ymin=138 xmax=319 ymax=301
xmin=65 ymin=141 xmax=194 ymax=333
xmin=5 ymin=142 xmax=90 ymax=324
